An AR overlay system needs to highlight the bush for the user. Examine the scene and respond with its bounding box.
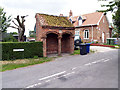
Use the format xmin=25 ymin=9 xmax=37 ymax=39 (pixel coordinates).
xmin=3 ymin=35 xmax=18 ymax=42
xmin=33 ymin=56 xmax=39 ymax=59
xmin=1 ymin=42 xmax=43 ymax=60
xmin=95 ymin=41 xmax=98 ymax=44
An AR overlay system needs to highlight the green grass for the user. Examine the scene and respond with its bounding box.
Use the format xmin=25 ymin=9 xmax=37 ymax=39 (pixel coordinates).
xmin=90 ymin=50 xmax=95 ymax=53
xmin=1 ymin=57 xmax=54 ymax=72
xmin=71 ymin=49 xmax=80 ymax=55
xmin=103 ymin=43 xmax=120 ymax=49
xmin=71 ymin=49 xmax=95 ymax=55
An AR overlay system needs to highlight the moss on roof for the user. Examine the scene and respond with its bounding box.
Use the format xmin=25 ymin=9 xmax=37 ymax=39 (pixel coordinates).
xmin=39 ymin=14 xmax=74 ymax=27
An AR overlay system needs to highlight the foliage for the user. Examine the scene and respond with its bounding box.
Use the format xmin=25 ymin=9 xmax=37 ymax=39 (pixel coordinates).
xmin=112 ymin=26 xmax=120 ymax=37
xmin=3 ymin=34 xmax=18 ymax=42
xmin=33 ymin=56 xmax=39 ymax=59
xmin=1 ymin=57 xmax=53 ymax=72
xmin=71 ymin=50 xmax=80 ymax=55
xmin=0 ymin=7 xmax=11 ymax=32
xmin=113 ymin=1 xmax=120 ymax=38
xmin=1 ymin=42 xmax=43 ymax=60
xmin=2 ymin=32 xmax=18 ymax=42
xmin=98 ymin=0 xmax=120 ymax=38
xmin=29 ymin=30 xmax=36 ymax=37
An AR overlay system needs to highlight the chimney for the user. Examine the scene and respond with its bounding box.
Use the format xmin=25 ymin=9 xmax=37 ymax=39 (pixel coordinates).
xmin=59 ymin=14 xmax=63 ymax=16
xmin=69 ymin=10 xmax=73 ymax=17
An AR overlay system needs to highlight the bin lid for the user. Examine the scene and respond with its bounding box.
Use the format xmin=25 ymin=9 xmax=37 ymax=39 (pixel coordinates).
xmin=86 ymin=43 xmax=91 ymax=45
xmin=80 ymin=43 xmax=86 ymax=45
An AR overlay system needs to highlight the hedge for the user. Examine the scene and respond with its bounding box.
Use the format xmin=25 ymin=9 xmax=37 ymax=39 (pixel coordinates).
xmin=1 ymin=42 xmax=43 ymax=60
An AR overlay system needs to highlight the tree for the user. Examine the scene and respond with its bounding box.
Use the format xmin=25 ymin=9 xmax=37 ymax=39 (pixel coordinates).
xmin=10 ymin=15 xmax=28 ymax=42
xmin=3 ymin=33 xmax=18 ymax=42
xmin=29 ymin=30 xmax=36 ymax=37
xmin=113 ymin=1 xmax=120 ymax=38
xmin=0 ymin=7 xmax=11 ymax=32
xmin=98 ymin=0 xmax=120 ymax=38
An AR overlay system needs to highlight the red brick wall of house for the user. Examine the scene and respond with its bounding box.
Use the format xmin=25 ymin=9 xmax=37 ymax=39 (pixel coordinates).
xmin=78 ymin=15 xmax=110 ymax=43
xmin=79 ymin=26 xmax=97 ymax=42
xmin=98 ymin=15 xmax=110 ymax=43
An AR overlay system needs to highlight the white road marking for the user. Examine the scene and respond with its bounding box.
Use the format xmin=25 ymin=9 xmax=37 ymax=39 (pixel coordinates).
xmin=26 ymin=58 xmax=112 ymax=88
xmin=91 ymin=61 xmax=97 ymax=64
xmin=26 ymin=85 xmax=34 ymax=88
xmin=45 ymin=80 xmax=51 ymax=82
xmin=84 ymin=58 xmax=111 ymax=66
xmin=34 ymin=84 xmax=38 ymax=86
xmin=39 ymin=71 xmax=66 ymax=81
xmin=71 ymin=67 xmax=77 ymax=70
xmin=37 ymin=83 xmax=42 ymax=85
xmin=103 ymin=59 xmax=110 ymax=62
xmin=26 ymin=83 xmax=42 ymax=88
xmin=63 ymin=72 xmax=75 ymax=77
xmin=84 ymin=63 xmax=92 ymax=66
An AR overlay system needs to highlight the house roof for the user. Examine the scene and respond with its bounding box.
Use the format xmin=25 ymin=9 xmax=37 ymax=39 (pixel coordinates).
xmin=36 ymin=13 xmax=74 ymax=27
xmin=71 ymin=12 xmax=104 ymax=27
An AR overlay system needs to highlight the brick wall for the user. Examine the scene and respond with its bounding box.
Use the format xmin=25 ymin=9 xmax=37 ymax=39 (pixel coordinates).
xmin=46 ymin=33 xmax=58 ymax=54
xmin=78 ymin=15 xmax=110 ymax=43
xmin=35 ymin=14 xmax=75 ymax=56
xmin=61 ymin=34 xmax=70 ymax=53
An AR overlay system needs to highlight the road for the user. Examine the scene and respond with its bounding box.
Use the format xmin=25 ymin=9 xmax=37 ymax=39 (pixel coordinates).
xmin=1 ymin=48 xmax=118 ymax=88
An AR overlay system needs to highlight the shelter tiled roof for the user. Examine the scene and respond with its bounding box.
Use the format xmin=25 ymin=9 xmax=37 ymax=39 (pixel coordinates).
xmin=37 ymin=13 xmax=74 ymax=27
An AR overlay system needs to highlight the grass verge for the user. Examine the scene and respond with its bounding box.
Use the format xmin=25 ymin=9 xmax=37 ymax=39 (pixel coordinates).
xmin=103 ymin=44 xmax=120 ymax=49
xmin=71 ymin=49 xmax=80 ymax=55
xmin=0 ymin=57 xmax=54 ymax=72
xmin=71 ymin=49 xmax=95 ymax=55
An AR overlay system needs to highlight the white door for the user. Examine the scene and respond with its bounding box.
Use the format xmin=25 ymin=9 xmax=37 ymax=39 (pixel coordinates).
xmin=102 ymin=32 xmax=104 ymax=43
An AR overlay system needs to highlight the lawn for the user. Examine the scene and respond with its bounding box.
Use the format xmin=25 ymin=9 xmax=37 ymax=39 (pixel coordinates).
xmin=0 ymin=57 xmax=54 ymax=72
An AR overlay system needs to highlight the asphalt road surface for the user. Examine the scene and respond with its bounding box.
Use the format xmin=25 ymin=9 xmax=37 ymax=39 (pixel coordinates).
xmin=1 ymin=48 xmax=118 ymax=88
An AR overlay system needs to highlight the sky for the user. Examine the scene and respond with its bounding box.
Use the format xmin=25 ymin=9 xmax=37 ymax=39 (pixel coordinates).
xmin=0 ymin=0 xmax=113 ymax=37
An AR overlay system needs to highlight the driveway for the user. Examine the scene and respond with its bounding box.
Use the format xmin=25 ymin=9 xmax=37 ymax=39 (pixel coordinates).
xmin=90 ymin=46 xmax=116 ymax=53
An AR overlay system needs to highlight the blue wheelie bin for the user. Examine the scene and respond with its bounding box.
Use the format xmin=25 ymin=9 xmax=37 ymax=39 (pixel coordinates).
xmin=79 ymin=43 xmax=87 ymax=55
xmin=86 ymin=43 xmax=91 ymax=53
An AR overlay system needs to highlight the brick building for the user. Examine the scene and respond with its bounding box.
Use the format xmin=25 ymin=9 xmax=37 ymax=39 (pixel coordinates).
xmin=35 ymin=13 xmax=75 ymax=57
xmin=68 ymin=11 xmax=111 ymax=43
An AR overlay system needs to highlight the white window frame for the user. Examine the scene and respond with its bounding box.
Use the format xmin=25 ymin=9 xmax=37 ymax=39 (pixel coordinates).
xmin=84 ymin=29 xmax=89 ymax=39
xmin=75 ymin=29 xmax=80 ymax=36
xmin=78 ymin=19 xmax=82 ymax=26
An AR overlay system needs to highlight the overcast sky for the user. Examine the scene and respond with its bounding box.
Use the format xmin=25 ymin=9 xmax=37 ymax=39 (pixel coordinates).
xmin=0 ymin=0 xmax=113 ymax=36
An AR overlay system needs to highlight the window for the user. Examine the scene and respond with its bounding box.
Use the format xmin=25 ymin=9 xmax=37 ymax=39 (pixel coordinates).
xmin=78 ymin=16 xmax=82 ymax=26
xmin=78 ymin=20 xmax=82 ymax=26
xmin=84 ymin=30 xmax=89 ymax=39
xmin=75 ymin=30 xmax=80 ymax=36
xmin=69 ymin=18 xmax=72 ymax=23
